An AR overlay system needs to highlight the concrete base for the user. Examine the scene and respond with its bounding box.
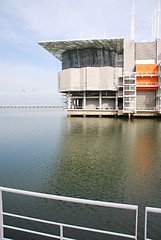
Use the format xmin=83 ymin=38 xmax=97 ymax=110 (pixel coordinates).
xmin=67 ymin=109 xmax=117 ymax=117
xmin=67 ymin=109 xmax=161 ymax=118
xmin=133 ymin=112 xmax=159 ymax=117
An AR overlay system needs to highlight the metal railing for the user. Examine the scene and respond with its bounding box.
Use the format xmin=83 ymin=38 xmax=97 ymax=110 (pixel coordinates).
xmin=136 ymin=72 xmax=158 ymax=76
xmin=136 ymin=82 xmax=158 ymax=86
xmin=144 ymin=207 xmax=161 ymax=240
xmin=0 ymin=187 xmax=138 ymax=240
xmin=124 ymin=72 xmax=158 ymax=77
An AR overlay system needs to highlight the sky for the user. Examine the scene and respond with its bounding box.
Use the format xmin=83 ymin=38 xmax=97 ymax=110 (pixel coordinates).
xmin=0 ymin=0 xmax=160 ymax=104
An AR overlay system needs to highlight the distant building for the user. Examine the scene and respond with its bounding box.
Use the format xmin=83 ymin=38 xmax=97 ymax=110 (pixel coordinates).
xmin=39 ymin=38 xmax=161 ymax=117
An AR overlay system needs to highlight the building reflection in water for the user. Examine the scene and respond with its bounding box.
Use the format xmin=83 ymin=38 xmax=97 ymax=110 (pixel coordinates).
xmin=44 ymin=118 xmax=128 ymax=201
xmin=41 ymin=117 xmax=161 ymax=239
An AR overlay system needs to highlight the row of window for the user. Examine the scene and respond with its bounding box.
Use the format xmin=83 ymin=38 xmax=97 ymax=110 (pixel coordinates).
xmin=71 ymin=91 xmax=116 ymax=97
xmin=62 ymin=48 xmax=123 ymax=69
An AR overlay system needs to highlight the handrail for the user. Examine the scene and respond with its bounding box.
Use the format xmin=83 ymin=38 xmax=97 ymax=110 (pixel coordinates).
xmin=136 ymin=82 xmax=158 ymax=86
xmin=144 ymin=207 xmax=161 ymax=240
xmin=124 ymin=72 xmax=159 ymax=76
xmin=0 ymin=186 xmax=138 ymax=240
xmin=0 ymin=186 xmax=137 ymax=209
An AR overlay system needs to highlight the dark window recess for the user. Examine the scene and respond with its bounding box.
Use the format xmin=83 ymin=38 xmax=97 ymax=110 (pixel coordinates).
xmin=102 ymin=91 xmax=116 ymax=97
xmin=71 ymin=91 xmax=83 ymax=97
xmin=119 ymin=77 xmax=123 ymax=85
xmin=62 ymin=48 xmax=123 ymax=69
xmin=118 ymin=98 xmax=123 ymax=109
xmin=86 ymin=91 xmax=99 ymax=97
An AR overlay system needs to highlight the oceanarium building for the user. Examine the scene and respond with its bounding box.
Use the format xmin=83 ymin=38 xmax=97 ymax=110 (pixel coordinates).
xmin=39 ymin=38 xmax=161 ymax=117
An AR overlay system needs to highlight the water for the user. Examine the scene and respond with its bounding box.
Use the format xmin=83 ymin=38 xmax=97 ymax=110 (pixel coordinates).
xmin=0 ymin=109 xmax=161 ymax=239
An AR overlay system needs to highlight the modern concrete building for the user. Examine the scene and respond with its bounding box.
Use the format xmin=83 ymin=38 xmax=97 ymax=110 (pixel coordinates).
xmin=39 ymin=38 xmax=161 ymax=117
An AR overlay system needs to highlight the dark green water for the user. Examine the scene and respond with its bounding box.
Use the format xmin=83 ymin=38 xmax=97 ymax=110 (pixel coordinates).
xmin=0 ymin=109 xmax=161 ymax=239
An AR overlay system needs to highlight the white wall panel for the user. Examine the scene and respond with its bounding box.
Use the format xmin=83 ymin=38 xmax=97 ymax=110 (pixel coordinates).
xmin=59 ymin=67 xmax=118 ymax=92
xmin=124 ymin=40 xmax=134 ymax=73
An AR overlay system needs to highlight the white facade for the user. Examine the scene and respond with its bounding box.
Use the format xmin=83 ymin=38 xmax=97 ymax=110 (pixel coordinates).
xmin=39 ymin=38 xmax=161 ymax=117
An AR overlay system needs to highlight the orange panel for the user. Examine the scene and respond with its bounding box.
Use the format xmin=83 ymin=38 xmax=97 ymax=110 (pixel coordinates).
xmin=136 ymin=64 xmax=157 ymax=91
xmin=136 ymin=64 xmax=157 ymax=74
xmin=136 ymin=76 xmax=157 ymax=90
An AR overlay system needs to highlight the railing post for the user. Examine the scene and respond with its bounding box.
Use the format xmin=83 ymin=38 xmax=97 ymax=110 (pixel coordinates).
xmin=135 ymin=207 xmax=138 ymax=240
xmin=144 ymin=208 xmax=147 ymax=240
xmin=0 ymin=190 xmax=4 ymax=239
xmin=60 ymin=224 xmax=63 ymax=240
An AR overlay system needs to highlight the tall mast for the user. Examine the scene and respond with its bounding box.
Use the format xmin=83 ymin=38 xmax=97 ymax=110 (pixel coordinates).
xmin=157 ymin=0 xmax=160 ymax=39
xmin=131 ymin=2 xmax=135 ymax=40
xmin=154 ymin=8 xmax=157 ymax=41
xmin=152 ymin=15 xmax=154 ymax=41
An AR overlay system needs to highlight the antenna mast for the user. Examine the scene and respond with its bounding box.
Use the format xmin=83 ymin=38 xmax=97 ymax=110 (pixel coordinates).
xmin=157 ymin=0 xmax=160 ymax=39
xmin=154 ymin=8 xmax=157 ymax=41
xmin=131 ymin=2 xmax=135 ymax=40
xmin=152 ymin=15 xmax=154 ymax=41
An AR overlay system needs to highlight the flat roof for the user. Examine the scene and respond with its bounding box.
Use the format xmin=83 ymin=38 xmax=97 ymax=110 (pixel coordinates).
xmin=39 ymin=38 xmax=124 ymax=61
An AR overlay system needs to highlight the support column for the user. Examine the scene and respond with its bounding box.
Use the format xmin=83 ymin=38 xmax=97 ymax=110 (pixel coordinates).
xmin=99 ymin=91 xmax=102 ymax=109
xmin=68 ymin=91 xmax=70 ymax=109
xmin=83 ymin=91 xmax=86 ymax=109
xmin=0 ymin=190 xmax=3 ymax=239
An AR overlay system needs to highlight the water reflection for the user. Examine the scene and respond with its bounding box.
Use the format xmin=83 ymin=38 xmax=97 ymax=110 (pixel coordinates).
xmin=42 ymin=118 xmax=161 ymax=207
xmin=42 ymin=117 xmax=161 ymax=239
xmin=123 ymin=120 xmax=161 ymax=207
xmin=1 ymin=110 xmax=161 ymax=239
xmin=44 ymin=118 xmax=128 ymax=202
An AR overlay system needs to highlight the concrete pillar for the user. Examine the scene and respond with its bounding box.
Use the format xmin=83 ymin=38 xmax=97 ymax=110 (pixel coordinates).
xmin=99 ymin=91 xmax=102 ymax=109
xmin=83 ymin=91 xmax=86 ymax=109
xmin=68 ymin=91 xmax=70 ymax=109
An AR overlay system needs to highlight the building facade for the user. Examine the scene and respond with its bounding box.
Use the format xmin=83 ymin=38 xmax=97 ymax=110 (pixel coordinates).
xmin=39 ymin=38 xmax=161 ymax=117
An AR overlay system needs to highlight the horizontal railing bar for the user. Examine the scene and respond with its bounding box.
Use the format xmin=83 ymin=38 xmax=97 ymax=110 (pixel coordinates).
xmin=146 ymin=207 xmax=161 ymax=214
xmin=3 ymin=225 xmax=74 ymax=240
xmin=3 ymin=212 xmax=135 ymax=239
xmin=3 ymin=225 xmax=59 ymax=239
xmin=0 ymin=187 xmax=137 ymax=210
xmin=3 ymin=238 xmax=14 ymax=240
xmin=3 ymin=212 xmax=61 ymax=226
xmin=63 ymin=226 xmax=135 ymax=239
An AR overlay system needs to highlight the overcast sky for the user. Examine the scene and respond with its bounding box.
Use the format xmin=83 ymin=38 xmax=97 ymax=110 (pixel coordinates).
xmin=0 ymin=0 xmax=159 ymax=104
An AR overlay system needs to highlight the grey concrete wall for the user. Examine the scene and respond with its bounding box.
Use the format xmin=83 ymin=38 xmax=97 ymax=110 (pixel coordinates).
xmin=87 ymin=68 xmax=100 ymax=90
xmin=124 ymin=40 xmax=135 ymax=73
xmin=59 ymin=67 xmax=119 ymax=92
xmin=102 ymin=99 xmax=115 ymax=109
xmin=157 ymin=39 xmax=161 ymax=65
xmin=86 ymin=99 xmax=99 ymax=109
xmin=135 ymin=42 xmax=156 ymax=61
xmin=58 ymin=69 xmax=71 ymax=91
xmin=115 ymin=67 xmax=123 ymax=78
xmin=135 ymin=42 xmax=157 ymax=61
xmin=136 ymin=90 xmax=156 ymax=110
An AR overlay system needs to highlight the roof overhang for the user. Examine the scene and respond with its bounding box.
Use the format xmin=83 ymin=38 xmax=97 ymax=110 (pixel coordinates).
xmin=39 ymin=38 xmax=124 ymax=61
